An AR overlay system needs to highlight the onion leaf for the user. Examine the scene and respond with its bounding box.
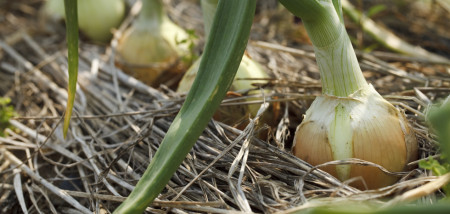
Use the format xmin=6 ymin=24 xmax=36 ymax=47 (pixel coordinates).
xmin=63 ymin=0 xmax=78 ymax=138
xmin=114 ymin=0 xmax=256 ymax=213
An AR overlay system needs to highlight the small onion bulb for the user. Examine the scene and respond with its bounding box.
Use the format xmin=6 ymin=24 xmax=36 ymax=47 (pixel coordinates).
xmin=42 ymin=0 xmax=125 ymax=43
xmin=116 ymin=26 xmax=179 ymax=85
xmin=115 ymin=0 xmax=190 ymax=86
xmin=177 ymin=54 xmax=276 ymax=128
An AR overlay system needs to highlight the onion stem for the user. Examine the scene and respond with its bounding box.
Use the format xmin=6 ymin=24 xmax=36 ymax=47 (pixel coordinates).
xmin=281 ymin=0 xmax=367 ymax=97
xmin=137 ymin=0 xmax=164 ymax=29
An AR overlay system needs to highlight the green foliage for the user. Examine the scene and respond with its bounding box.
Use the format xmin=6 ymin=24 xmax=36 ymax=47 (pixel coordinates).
xmin=362 ymin=43 xmax=380 ymax=53
xmin=63 ymin=0 xmax=79 ymax=138
xmin=427 ymin=98 xmax=450 ymax=161
xmin=419 ymin=157 xmax=450 ymax=196
xmin=366 ymin=4 xmax=386 ymax=18
xmin=297 ymin=203 xmax=450 ymax=214
xmin=419 ymin=98 xmax=450 ymax=197
xmin=0 ymin=97 xmax=16 ymax=136
xmin=347 ymin=2 xmax=386 ymax=50
xmin=177 ymin=29 xmax=199 ymax=64
xmin=419 ymin=157 xmax=450 ymax=177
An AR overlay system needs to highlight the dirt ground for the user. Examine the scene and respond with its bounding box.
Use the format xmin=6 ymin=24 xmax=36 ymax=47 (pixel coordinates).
xmin=0 ymin=0 xmax=449 ymax=213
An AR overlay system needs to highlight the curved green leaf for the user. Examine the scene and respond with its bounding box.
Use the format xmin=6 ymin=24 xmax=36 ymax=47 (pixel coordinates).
xmin=114 ymin=0 xmax=256 ymax=213
xmin=296 ymin=202 xmax=450 ymax=214
xmin=428 ymin=98 xmax=450 ymax=163
xmin=63 ymin=0 xmax=78 ymax=138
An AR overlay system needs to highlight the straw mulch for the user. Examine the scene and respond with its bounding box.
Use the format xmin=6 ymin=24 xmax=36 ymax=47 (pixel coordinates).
xmin=1 ymin=0 xmax=449 ymax=213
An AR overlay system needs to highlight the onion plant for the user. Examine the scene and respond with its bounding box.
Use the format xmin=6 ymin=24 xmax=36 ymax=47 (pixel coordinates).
xmin=279 ymin=0 xmax=417 ymax=189
xmin=116 ymin=0 xmax=191 ymax=86
xmin=61 ymin=0 xmax=421 ymax=212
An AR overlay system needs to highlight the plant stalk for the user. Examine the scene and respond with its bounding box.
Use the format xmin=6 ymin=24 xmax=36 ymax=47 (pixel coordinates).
xmin=279 ymin=0 xmax=367 ymax=97
xmin=136 ymin=0 xmax=164 ymax=29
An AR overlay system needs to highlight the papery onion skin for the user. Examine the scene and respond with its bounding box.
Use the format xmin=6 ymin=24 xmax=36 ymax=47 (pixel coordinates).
xmin=293 ymin=85 xmax=418 ymax=189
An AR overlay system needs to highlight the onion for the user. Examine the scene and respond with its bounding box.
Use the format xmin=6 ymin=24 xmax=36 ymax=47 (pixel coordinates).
xmin=115 ymin=0 xmax=190 ymax=86
xmin=293 ymin=85 xmax=417 ymax=189
xmin=278 ymin=0 xmax=418 ymax=189
xmin=42 ymin=0 xmax=125 ymax=43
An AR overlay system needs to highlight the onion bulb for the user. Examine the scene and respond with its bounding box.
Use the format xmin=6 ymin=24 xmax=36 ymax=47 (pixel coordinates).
xmin=177 ymin=53 xmax=274 ymax=127
xmin=42 ymin=0 xmax=125 ymax=43
xmin=115 ymin=0 xmax=190 ymax=86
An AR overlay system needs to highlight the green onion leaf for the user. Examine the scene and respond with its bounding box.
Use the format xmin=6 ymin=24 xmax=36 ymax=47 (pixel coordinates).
xmin=63 ymin=0 xmax=78 ymax=138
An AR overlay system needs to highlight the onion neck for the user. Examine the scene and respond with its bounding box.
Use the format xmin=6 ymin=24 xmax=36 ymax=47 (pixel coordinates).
xmin=306 ymin=1 xmax=367 ymax=97
xmin=281 ymin=0 xmax=368 ymax=97
xmin=136 ymin=0 xmax=165 ymax=30
xmin=309 ymin=24 xmax=368 ymax=97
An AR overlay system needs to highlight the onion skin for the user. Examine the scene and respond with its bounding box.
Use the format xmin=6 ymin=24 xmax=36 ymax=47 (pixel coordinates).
xmin=293 ymin=85 xmax=418 ymax=189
